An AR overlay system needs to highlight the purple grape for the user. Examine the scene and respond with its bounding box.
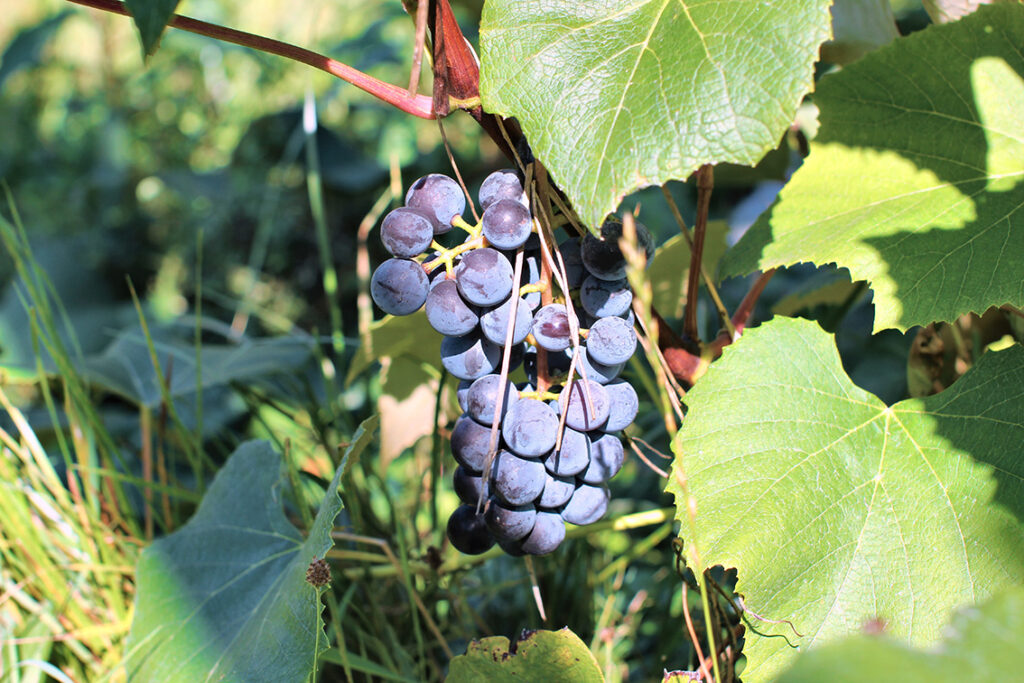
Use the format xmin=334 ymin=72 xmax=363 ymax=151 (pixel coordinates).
xmin=453 ymin=466 xmax=491 ymax=505
xmin=482 ymin=199 xmax=532 ymax=250
xmin=455 ymin=248 xmax=514 ymax=306
xmin=557 ymin=237 xmax=586 ymax=289
xmin=603 ymin=379 xmax=639 ymax=432
xmin=531 ymin=304 xmax=573 ymax=352
xmin=538 ymin=472 xmax=575 ymax=508
xmin=577 ymin=347 xmax=624 ymax=385
xmin=447 ymin=504 xmax=494 ymax=554
xmin=451 ymin=415 xmax=494 ymax=472
xmin=380 ymin=207 xmax=435 ymax=258
xmin=501 ymin=398 xmax=559 ymax=457
xmin=579 ymin=433 xmax=624 ymax=484
xmin=580 ymin=217 xmax=654 ymax=281
xmin=480 ymin=296 xmax=532 ymax=345
xmin=370 ymin=258 xmax=429 ymax=316
xmin=521 ymin=511 xmax=566 ymax=555
xmin=561 ymin=484 xmax=610 ymax=526
xmin=485 ymin=499 xmax=537 ymax=541
xmin=492 ymin=450 xmax=546 ymax=506
xmin=466 ymin=374 xmax=519 ymax=426
xmin=580 ymin=276 xmax=633 ymax=318
xmin=405 ymin=174 xmax=465 ymax=234
xmin=479 ymin=169 xmax=526 ymax=210
xmin=586 ymin=316 xmax=637 ymax=366
xmin=544 ymin=426 xmax=590 ymax=477
xmin=558 ymin=379 xmax=610 ymax=431
xmin=440 ymin=332 xmax=501 ymax=381
xmin=457 ymin=379 xmax=473 ymax=413
xmin=425 ymin=279 xmax=478 ymax=336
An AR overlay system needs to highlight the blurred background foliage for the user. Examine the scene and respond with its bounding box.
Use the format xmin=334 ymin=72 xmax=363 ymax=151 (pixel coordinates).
xmin=4 ymin=1 xmax=1011 ymax=681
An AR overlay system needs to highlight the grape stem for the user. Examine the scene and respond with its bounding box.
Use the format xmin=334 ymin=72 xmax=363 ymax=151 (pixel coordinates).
xmin=422 ymin=236 xmax=485 ymax=276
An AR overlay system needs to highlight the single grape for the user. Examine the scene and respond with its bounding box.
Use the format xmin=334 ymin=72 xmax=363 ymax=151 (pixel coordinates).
xmin=457 ymin=379 xmax=473 ymax=413
xmin=479 ymin=169 xmax=526 ymax=210
xmin=455 ymin=248 xmax=514 ymax=306
xmin=580 ymin=217 xmax=654 ymax=281
xmin=580 ymin=276 xmax=633 ymax=318
xmin=380 ymin=207 xmax=434 ymax=258
xmin=492 ymin=450 xmax=546 ymax=506
xmin=497 ymin=537 xmax=527 ymax=557
xmin=558 ymin=379 xmax=610 ymax=431
xmin=484 ymin=499 xmax=537 ymax=541
xmin=579 ymin=433 xmax=624 ymax=484
xmin=577 ymin=347 xmax=624 ymax=385
xmin=557 ymin=237 xmax=586 ymax=289
xmin=480 ymin=296 xmax=532 ymax=345
xmin=482 ymin=199 xmax=532 ymax=250
xmin=447 ymin=504 xmax=495 ymax=555
xmin=586 ymin=316 xmax=637 ymax=366
xmin=521 ymin=511 xmax=566 ymax=555
xmin=466 ymin=374 xmax=519 ymax=426
xmin=450 ymin=415 xmax=493 ymax=472
xmin=531 ymin=304 xmax=573 ymax=351
xmin=370 ymin=258 xmax=429 ymax=316
xmin=561 ymin=483 xmax=610 ymax=526
xmin=538 ymin=472 xmax=575 ymax=508
xmin=440 ymin=332 xmax=501 ymax=381
xmin=501 ymin=398 xmax=559 ymax=457
xmin=543 ymin=426 xmax=590 ymax=477
xmin=603 ymin=379 xmax=639 ymax=432
xmin=425 ymin=279 xmax=478 ymax=336
xmin=405 ymin=174 xmax=465 ymax=234
xmin=453 ymin=466 xmax=491 ymax=506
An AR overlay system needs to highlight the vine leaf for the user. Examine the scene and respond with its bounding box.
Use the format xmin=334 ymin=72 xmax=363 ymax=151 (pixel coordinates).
xmin=125 ymin=420 xmax=377 ymax=682
xmin=124 ymin=0 xmax=180 ymax=57
xmin=776 ymin=586 xmax=1024 ymax=682
xmin=667 ymin=317 xmax=1024 ymax=682
xmin=446 ymin=628 xmax=603 ymax=682
xmin=721 ymin=4 xmax=1024 ymax=332
xmin=479 ymin=0 xmax=833 ymax=231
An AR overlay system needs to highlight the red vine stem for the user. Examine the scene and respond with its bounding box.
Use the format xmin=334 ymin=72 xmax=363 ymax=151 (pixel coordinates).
xmin=66 ymin=0 xmax=436 ymax=119
xmin=683 ymin=165 xmax=714 ymax=342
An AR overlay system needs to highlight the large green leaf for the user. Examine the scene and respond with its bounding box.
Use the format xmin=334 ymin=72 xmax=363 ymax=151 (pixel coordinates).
xmin=776 ymin=586 xmax=1024 ymax=682
xmin=721 ymin=4 xmax=1024 ymax=332
xmin=446 ymin=628 xmax=603 ymax=682
xmin=666 ymin=317 xmax=1024 ymax=682
xmin=126 ymin=420 xmax=377 ymax=682
xmin=479 ymin=0 xmax=833 ymax=230
xmin=79 ymin=329 xmax=315 ymax=408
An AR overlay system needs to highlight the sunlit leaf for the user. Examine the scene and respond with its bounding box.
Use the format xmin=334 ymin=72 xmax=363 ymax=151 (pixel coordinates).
xmin=667 ymin=317 xmax=1024 ymax=681
xmin=480 ymin=0 xmax=833 ymax=230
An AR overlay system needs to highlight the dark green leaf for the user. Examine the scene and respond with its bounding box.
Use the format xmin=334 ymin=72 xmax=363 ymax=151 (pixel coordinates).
xmin=126 ymin=424 xmax=377 ymax=682
xmin=0 ymin=10 xmax=73 ymax=90
xmin=667 ymin=317 xmax=1024 ymax=681
xmin=124 ymin=0 xmax=181 ymax=57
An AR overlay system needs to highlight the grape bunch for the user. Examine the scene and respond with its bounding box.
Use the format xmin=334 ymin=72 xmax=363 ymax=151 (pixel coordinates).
xmin=370 ymin=170 xmax=653 ymax=556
